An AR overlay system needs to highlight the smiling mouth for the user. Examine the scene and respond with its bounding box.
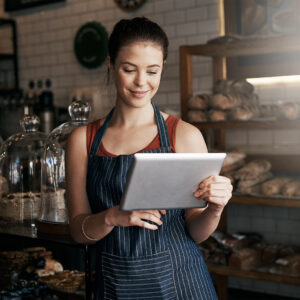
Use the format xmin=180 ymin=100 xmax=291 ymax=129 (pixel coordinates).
xmin=130 ymin=90 xmax=149 ymax=98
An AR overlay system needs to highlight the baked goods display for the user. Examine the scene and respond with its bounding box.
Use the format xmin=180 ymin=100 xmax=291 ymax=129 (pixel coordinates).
xmin=39 ymin=188 xmax=68 ymax=223
xmin=198 ymin=231 xmax=300 ymax=276
xmin=0 ymin=192 xmax=41 ymax=223
xmin=0 ymin=246 xmax=84 ymax=298
xmin=187 ymin=79 xmax=300 ymax=122
xmin=261 ymin=177 xmax=293 ymax=196
xmin=220 ymin=152 xmax=300 ymax=199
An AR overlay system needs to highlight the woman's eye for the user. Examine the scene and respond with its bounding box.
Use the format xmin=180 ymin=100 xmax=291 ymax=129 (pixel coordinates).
xmin=124 ymin=69 xmax=135 ymax=73
xmin=148 ymin=71 xmax=157 ymax=75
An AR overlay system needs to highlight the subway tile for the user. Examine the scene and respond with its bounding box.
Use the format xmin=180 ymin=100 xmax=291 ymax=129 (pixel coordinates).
xmin=186 ymin=6 xmax=208 ymax=22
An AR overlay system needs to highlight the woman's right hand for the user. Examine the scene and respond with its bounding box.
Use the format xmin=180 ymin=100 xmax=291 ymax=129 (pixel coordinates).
xmin=105 ymin=205 xmax=166 ymax=230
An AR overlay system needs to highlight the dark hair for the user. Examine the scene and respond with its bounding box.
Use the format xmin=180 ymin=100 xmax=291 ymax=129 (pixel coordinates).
xmin=108 ymin=17 xmax=169 ymax=65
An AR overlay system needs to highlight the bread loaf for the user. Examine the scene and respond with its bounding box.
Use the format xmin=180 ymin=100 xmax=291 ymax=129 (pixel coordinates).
xmin=229 ymin=248 xmax=260 ymax=270
xmin=208 ymin=109 xmax=227 ymax=121
xmin=231 ymin=79 xmax=255 ymax=95
xmin=237 ymin=171 xmax=273 ymax=192
xmin=274 ymin=254 xmax=300 ymax=276
xmin=221 ymin=152 xmax=246 ymax=174
xmin=187 ymin=110 xmax=207 ymax=122
xmin=210 ymin=94 xmax=242 ymax=110
xmin=261 ymin=177 xmax=293 ymax=196
xmin=281 ymin=179 xmax=300 ymax=197
xmin=229 ymin=104 xmax=259 ymax=121
xmin=234 ymin=160 xmax=272 ymax=180
xmin=277 ymin=103 xmax=299 ymax=120
xmin=188 ymin=94 xmax=209 ymax=110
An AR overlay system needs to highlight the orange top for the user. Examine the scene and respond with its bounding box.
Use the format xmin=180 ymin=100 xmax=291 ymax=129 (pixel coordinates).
xmin=87 ymin=115 xmax=180 ymax=156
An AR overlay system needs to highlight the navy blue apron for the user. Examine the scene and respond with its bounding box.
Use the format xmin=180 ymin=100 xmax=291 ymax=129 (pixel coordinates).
xmin=86 ymin=103 xmax=218 ymax=300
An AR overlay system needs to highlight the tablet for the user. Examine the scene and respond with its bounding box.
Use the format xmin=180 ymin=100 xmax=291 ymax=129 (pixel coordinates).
xmin=120 ymin=153 xmax=226 ymax=211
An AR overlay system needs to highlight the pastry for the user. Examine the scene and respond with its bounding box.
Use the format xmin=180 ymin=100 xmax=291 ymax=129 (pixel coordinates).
xmin=0 ymin=192 xmax=41 ymax=222
xmin=188 ymin=94 xmax=209 ymax=110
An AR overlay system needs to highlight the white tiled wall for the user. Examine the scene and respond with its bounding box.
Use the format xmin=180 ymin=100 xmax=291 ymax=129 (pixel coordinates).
xmin=1 ymin=0 xmax=300 ymax=298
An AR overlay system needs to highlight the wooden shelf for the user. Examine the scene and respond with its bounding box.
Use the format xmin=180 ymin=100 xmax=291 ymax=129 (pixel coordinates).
xmin=191 ymin=120 xmax=300 ymax=130
xmin=180 ymin=35 xmax=300 ymax=300
xmin=231 ymin=195 xmax=300 ymax=208
xmin=181 ymin=35 xmax=300 ymax=58
xmin=0 ymin=54 xmax=14 ymax=60
xmin=208 ymin=264 xmax=300 ymax=286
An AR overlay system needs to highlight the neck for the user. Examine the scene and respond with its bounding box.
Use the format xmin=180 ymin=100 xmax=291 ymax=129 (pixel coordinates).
xmin=110 ymin=101 xmax=155 ymax=129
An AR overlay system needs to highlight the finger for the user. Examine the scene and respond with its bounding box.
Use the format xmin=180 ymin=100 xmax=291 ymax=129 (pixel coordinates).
xmin=200 ymin=175 xmax=231 ymax=187
xmin=159 ymin=210 xmax=166 ymax=215
xmin=139 ymin=212 xmax=163 ymax=226
xmin=135 ymin=219 xmax=158 ymax=230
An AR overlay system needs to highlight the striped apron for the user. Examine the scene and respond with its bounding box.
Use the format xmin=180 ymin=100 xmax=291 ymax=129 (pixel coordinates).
xmin=86 ymin=103 xmax=218 ymax=300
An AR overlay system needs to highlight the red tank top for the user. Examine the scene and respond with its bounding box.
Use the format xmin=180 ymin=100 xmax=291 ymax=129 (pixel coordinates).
xmin=87 ymin=115 xmax=180 ymax=156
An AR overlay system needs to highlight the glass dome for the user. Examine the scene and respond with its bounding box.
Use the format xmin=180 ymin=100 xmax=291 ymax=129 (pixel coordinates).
xmin=0 ymin=115 xmax=47 ymax=234
xmin=40 ymin=100 xmax=91 ymax=224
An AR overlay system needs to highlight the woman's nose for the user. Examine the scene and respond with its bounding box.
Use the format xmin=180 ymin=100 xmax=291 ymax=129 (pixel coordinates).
xmin=134 ymin=72 xmax=146 ymax=86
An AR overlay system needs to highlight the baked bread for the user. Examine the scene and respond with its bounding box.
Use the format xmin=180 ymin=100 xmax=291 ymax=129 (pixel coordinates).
xmin=277 ymin=103 xmax=299 ymax=120
xmin=262 ymin=244 xmax=280 ymax=264
xmin=261 ymin=177 xmax=293 ymax=196
xmin=229 ymin=104 xmax=259 ymax=121
xmin=187 ymin=110 xmax=207 ymax=122
xmin=229 ymin=248 xmax=260 ymax=270
xmin=188 ymin=94 xmax=209 ymax=110
xmin=221 ymin=152 xmax=246 ymax=174
xmin=234 ymin=160 xmax=272 ymax=181
xmin=237 ymin=172 xmax=273 ymax=192
xmin=281 ymin=179 xmax=300 ymax=197
xmin=208 ymin=109 xmax=227 ymax=121
xmin=210 ymin=94 xmax=242 ymax=110
xmin=274 ymin=254 xmax=300 ymax=276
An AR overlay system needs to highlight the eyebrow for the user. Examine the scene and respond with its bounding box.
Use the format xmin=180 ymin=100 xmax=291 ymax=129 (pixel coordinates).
xmin=121 ymin=62 xmax=161 ymax=68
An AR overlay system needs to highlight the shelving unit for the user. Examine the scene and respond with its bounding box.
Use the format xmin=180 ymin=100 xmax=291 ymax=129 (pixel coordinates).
xmin=0 ymin=18 xmax=19 ymax=94
xmin=180 ymin=35 xmax=300 ymax=300
xmin=0 ymin=225 xmax=93 ymax=300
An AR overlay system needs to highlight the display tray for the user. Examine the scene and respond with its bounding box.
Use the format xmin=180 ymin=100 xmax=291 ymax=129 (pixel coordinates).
xmin=36 ymin=220 xmax=70 ymax=235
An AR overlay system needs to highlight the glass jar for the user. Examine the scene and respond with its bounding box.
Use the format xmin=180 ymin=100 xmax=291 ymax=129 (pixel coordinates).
xmin=0 ymin=115 xmax=47 ymax=235
xmin=40 ymin=100 xmax=91 ymax=224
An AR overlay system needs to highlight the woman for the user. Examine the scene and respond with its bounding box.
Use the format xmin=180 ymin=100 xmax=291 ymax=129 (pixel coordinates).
xmin=66 ymin=17 xmax=232 ymax=300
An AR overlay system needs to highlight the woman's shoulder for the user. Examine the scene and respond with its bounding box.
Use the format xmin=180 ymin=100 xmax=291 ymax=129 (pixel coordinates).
xmin=175 ymin=119 xmax=207 ymax=153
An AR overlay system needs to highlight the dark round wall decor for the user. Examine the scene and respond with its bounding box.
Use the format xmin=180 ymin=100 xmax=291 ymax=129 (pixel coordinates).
xmin=74 ymin=22 xmax=108 ymax=69
xmin=114 ymin=0 xmax=146 ymax=11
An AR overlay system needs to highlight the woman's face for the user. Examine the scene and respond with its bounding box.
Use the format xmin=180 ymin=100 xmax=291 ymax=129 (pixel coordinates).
xmin=110 ymin=41 xmax=164 ymax=108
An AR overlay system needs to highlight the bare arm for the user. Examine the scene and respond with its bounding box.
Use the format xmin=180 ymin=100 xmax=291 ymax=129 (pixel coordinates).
xmin=175 ymin=120 xmax=232 ymax=244
xmin=65 ymin=126 xmax=115 ymax=244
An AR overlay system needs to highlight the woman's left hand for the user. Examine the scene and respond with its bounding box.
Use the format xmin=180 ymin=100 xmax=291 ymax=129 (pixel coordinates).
xmin=193 ymin=175 xmax=233 ymax=214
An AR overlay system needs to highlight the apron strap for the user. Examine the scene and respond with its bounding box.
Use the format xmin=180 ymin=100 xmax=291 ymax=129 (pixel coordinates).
xmin=90 ymin=108 xmax=114 ymax=155
xmin=152 ymin=102 xmax=171 ymax=149
xmin=89 ymin=102 xmax=171 ymax=155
